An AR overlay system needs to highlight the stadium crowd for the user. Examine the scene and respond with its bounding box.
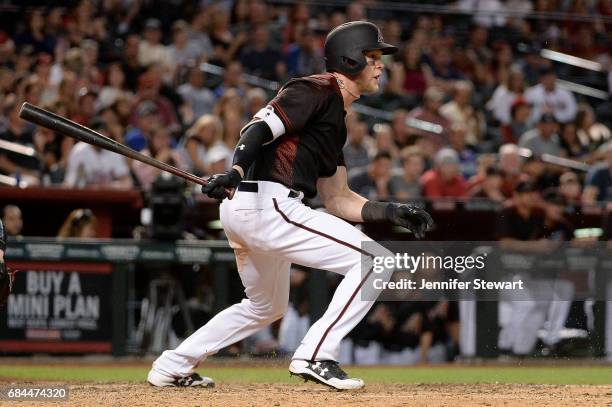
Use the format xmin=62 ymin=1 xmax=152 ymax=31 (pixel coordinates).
xmin=1 ymin=0 xmax=612 ymax=363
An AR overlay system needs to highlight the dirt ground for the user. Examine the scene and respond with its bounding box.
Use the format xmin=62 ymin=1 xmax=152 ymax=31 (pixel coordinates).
xmin=3 ymin=382 xmax=612 ymax=407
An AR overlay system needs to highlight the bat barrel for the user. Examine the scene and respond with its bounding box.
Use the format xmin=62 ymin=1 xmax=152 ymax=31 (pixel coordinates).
xmin=18 ymin=102 xmax=207 ymax=186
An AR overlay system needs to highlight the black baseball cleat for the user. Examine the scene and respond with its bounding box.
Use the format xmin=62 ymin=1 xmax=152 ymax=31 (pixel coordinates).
xmin=289 ymin=360 xmax=364 ymax=390
xmin=147 ymin=369 xmax=215 ymax=388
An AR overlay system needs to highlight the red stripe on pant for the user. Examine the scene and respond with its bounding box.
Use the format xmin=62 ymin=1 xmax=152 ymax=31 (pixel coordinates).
xmin=272 ymin=198 xmax=375 ymax=361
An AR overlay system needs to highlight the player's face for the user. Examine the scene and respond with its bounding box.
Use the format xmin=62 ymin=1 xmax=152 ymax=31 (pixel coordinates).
xmin=356 ymin=50 xmax=384 ymax=93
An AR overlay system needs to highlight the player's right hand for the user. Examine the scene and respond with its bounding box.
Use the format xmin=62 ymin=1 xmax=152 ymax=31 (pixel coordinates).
xmin=201 ymin=168 xmax=242 ymax=200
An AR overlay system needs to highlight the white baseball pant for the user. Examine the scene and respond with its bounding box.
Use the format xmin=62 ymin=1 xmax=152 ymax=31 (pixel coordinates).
xmin=153 ymin=181 xmax=389 ymax=377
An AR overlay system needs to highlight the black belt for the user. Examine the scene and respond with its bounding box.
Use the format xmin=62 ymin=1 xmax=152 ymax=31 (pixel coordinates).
xmin=238 ymin=182 xmax=301 ymax=198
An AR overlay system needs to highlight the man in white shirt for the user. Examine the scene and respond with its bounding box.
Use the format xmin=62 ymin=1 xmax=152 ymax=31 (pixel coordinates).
xmin=138 ymin=19 xmax=171 ymax=68
xmin=525 ymin=67 xmax=577 ymax=124
xmin=63 ymin=119 xmax=133 ymax=189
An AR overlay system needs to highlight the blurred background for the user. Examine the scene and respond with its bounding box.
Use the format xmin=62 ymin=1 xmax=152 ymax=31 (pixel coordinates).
xmin=0 ymin=0 xmax=611 ymax=364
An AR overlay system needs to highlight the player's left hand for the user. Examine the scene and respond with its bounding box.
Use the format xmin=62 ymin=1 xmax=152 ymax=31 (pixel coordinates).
xmin=201 ymin=168 xmax=242 ymax=200
xmin=387 ymin=203 xmax=434 ymax=239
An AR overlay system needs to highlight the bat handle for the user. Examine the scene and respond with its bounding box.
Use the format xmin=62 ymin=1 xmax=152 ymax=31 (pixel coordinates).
xmin=227 ymin=187 xmax=236 ymax=200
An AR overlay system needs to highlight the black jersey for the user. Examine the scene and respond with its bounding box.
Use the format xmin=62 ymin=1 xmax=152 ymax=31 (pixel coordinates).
xmin=244 ymin=73 xmax=347 ymax=198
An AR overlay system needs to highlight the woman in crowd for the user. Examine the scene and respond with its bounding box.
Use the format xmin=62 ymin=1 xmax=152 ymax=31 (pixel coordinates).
xmin=575 ymin=103 xmax=611 ymax=155
xmin=486 ymin=68 xmax=526 ymax=125
xmin=178 ymin=114 xmax=224 ymax=176
xmin=57 ymin=208 xmax=97 ymax=239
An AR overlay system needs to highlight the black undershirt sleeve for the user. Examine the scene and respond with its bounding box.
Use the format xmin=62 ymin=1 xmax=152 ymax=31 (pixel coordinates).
xmin=232 ymin=121 xmax=273 ymax=174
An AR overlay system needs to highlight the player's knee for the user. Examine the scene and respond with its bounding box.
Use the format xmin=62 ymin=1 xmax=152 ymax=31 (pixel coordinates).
xmin=271 ymin=302 xmax=289 ymax=321
xmin=243 ymin=299 xmax=287 ymax=322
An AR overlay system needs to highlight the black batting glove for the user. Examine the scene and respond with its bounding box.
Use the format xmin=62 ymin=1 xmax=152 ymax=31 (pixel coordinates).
xmin=201 ymin=168 xmax=242 ymax=200
xmin=386 ymin=203 xmax=434 ymax=239
xmin=362 ymin=201 xmax=434 ymax=239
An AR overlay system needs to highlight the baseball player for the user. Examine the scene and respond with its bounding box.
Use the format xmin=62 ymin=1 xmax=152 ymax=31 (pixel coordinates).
xmin=147 ymin=21 xmax=433 ymax=390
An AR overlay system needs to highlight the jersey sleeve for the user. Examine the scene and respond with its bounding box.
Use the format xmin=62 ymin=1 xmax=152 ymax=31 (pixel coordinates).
xmin=242 ymin=80 xmax=328 ymax=140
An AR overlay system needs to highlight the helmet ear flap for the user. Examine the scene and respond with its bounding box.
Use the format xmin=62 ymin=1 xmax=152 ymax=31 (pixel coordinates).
xmin=341 ymin=56 xmax=358 ymax=68
xmin=339 ymin=53 xmax=366 ymax=75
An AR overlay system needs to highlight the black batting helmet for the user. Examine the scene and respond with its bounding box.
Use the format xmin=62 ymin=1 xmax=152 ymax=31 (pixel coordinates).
xmin=324 ymin=21 xmax=398 ymax=75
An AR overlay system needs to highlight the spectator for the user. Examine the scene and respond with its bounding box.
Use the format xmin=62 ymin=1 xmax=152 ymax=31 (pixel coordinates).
xmin=518 ymin=113 xmax=563 ymax=157
xmin=448 ymin=122 xmax=478 ymax=179
xmin=457 ymin=0 xmax=507 ymax=27
xmin=57 ymin=208 xmax=97 ymax=239
xmin=2 ymin=205 xmax=23 ymax=238
xmin=525 ymin=67 xmax=577 ymax=124
xmin=130 ymin=70 xmax=178 ymax=130
xmin=214 ymin=87 xmax=245 ymax=122
xmin=487 ymin=68 xmax=526 ymax=125
xmin=426 ymin=45 xmax=463 ymax=86
xmin=421 ymin=148 xmax=467 ymax=198
xmin=168 ymin=20 xmax=202 ymax=72
xmin=391 ymin=109 xmax=411 ymax=148
xmin=583 ymin=143 xmax=612 ymax=204
xmin=245 ymin=88 xmax=268 ymax=120
xmin=440 ymin=80 xmax=484 ymax=146
xmin=285 ymin=26 xmax=325 ymax=77
xmin=186 ymin=8 xmax=214 ymax=60
xmin=132 ymin=126 xmax=185 ymax=191
xmin=343 ymin=117 xmax=372 ymax=171
xmin=178 ymin=114 xmax=224 ymax=176
xmin=348 ymin=151 xmax=393 ymax=201
xmin=71 ymin=87 xmax=98 ymax=126
xmin=469 ymin=166 xmax=505 ymax=202
xmin=208 ymin=6 xmax=247 ymax=66
xmin=138 ymin=18 xmax=171 ymax=69
xmin=0 ymin=96 xmax=40 ymax=182
xmin=178 ymin=66 xmax=215 ymax=123
xmin=120 ymin=33 xmax=142 ymax=91
xmin=63 ymin=119 xmax=132 ymax=188
xmin=35 ymin=124 xmax=66 ymax=185
xmin=559 ymin=122 xmax=590 ymax=160
xmin=215 ymin=110 xmax=244 ymax=172
xmin=124 ymin=101 xmax=161 ymax=152
xmin=542 ymin=190 xmax=574 ymax=241
xmin=15 ymin=8 xmax=57 ymax=55
xmin=399 ymin=43 xmax=428 ymax=97
xmin=497 ymin=143 xmax=523 ymax=197
xmin=575 ymin=103 xmax=611 ymax=153
xmin=372 ymin=123 xmax=399 ymax=162
xmin=98 ymin=62 xmax=133 ymax=111
xmin=407 ymin=87 xmax=450 ymax=150
xmin=500 ymin=98 xmax=532 ymax=144
xmin=389 ymin=147 xmax=424 ymax=201
xmin=464 ymin=25 xmax=493 ymax=73
xmin=213 ymin=60 xmax=246 ymax=99
xmin=558 ymin=171 xmax=582 ymax=203
xmin=239 ymin=25 xmax=285 ymax=81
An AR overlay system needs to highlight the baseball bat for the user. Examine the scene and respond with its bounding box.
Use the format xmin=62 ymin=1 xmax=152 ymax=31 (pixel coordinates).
xmin=19 ymin=102 xmax=207 ymax=186
xmin=517 ymin=147 xmax=590 ymax=172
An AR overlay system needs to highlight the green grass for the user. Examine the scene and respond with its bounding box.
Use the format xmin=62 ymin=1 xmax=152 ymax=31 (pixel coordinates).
xmin=0 ymin=365 xmax=611 ymax=385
